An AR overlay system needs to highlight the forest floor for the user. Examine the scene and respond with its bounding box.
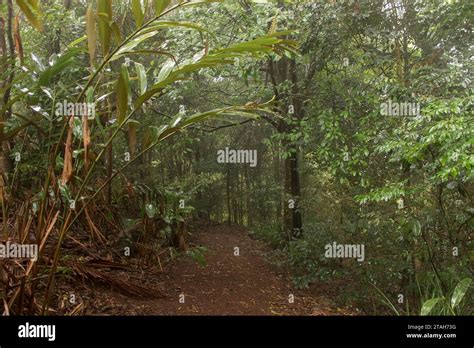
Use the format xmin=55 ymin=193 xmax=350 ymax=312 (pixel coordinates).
xmin=76 ymin=224 xmax=356 ymax=315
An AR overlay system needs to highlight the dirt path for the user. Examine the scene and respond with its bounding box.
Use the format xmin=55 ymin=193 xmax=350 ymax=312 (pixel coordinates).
xmin=84 ymin=225 xmax=347 ymax=315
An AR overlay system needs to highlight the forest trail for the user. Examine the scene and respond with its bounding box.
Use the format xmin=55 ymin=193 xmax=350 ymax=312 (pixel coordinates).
xmin=86 ymin=225 xmax=347 ymax=315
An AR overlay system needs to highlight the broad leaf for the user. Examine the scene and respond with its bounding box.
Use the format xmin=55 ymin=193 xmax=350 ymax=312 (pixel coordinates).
xmin=154 ymin=0 xmax=171 ymax=16
xmin=156 ymin=58 xmax=176 ymax=84
xmin=421 ymin=297 xmax=443 ymax=315
xmin=133 ymin=31 xmax=294 ymax=110
xmin=134 ymin=62 xmax=147 ymax=95
xmin=114 ymin=31 xmax=159 ymax=57
xmin=38 ymin=48 xmax=83 ymax=86
xmin=86 ymin=4 xmax=96 ymax=66
xmin=116 ymin=67 xmax=129 ymax=124
xmin=451 ymin=278 xmax=472 ymax=309
xmin=131 ymin=0 xmax=144 ymax=27
xmin=412 ymin=219 xmax=421 ymax=237
xmin=97 ymin=0 xmax=112 ymax=55
xmin=15 ymin=0 xmax=43 ymax=31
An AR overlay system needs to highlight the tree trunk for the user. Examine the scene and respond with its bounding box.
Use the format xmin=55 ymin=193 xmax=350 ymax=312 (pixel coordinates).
xmin=105 ymin=101 xmax=113 ymax=205
xmin=283 ymin=147 xmax=302 ymax=240
xmin=0 ymin=0 xmax=14 ymax=185
xmin=226 ymin=164 xmax=231 ymax=225
xmin=245 ymin=166 xmax=252 ymax=226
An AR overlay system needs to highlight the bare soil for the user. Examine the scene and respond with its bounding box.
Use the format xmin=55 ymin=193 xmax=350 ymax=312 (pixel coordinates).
xmin=78 ymin=224 xmax=354 ymax=315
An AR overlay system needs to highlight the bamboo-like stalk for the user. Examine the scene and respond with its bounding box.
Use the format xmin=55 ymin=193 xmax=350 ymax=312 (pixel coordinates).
xmin=40 ymin=1 xmax=192 ymax=314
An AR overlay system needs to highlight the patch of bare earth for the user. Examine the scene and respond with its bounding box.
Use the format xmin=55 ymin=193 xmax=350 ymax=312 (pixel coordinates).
xmin=80 ymin=225 xmax=353 ymax=315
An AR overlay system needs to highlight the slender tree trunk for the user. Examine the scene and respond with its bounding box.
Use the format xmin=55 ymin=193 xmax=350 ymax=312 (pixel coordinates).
xmin=0 ymin=0 xmax=14 ymax=186
xmin=226 ymin=164 xmax=231 ymax=225
xmin=267 ymin=51 xmax=307 ymax=240
xmin=274 ymin=143 xmax=282 ymax=224
xmin=245 ymin=166 xmax=252 ymax=226
xmin=106 ymin=102 xmax=113 ymax=205
xmin=283 ymin=146 xmax=302 ymax=239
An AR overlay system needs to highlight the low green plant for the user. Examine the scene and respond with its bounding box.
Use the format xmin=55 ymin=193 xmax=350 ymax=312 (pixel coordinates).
xmin=186 ymin=246 xmax=208 ymax=267
xmin=420 ymin=277 xmax=472 ymax=316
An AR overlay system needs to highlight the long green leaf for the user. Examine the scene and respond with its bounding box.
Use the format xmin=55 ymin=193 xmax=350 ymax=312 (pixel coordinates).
xmin=15 ymin=0 xmax=43 ymax=31
xmin=86 ymin=4 xmax=96 ymax=66
xmin=38 ymin=48 xmax=83 ymax=86
xmin=421 ymin=297 xmax=443 ymax=315
xmin=134 ymin=62 xmax=147 ymax=95
xmin=114 ymin=49 xmax=176 ymax=61
xmin=156 ymin=58 xmax=176 ymax=84
xmin=131 ymin=0 xmax=144 ymax=27
xmin=132 ymin=31 xmax=293 ymax=111
xmin=141 ymin=21 xmax=211 ymax=35
xmin=181 ymin=0 xmax=224 ymax=7
xmin=154 ymin=0 xmax=171 ymax=16
xmin=97 ymin=0 xmax=112 ymax=55
xmin=114 ymin=31 xmax=159 ymax=57
xmin=451 ymin=278 xmax=472 ymax=309
xmin=116 ymin=67 xmax=129 ymax=124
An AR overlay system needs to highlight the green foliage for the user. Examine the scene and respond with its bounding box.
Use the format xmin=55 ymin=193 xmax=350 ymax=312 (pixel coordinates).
xmin=420 ymin=278 xmax=472 ymax=316
xmin=250 ymin=223 xmax=285 ymax=249
xmin=16 ymin=0 xmax=43 ymax=31
xmin=186 ymin=246 xmax=208 ymax=267
xmin=2 ymin=0 xmax=472 ymax=316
